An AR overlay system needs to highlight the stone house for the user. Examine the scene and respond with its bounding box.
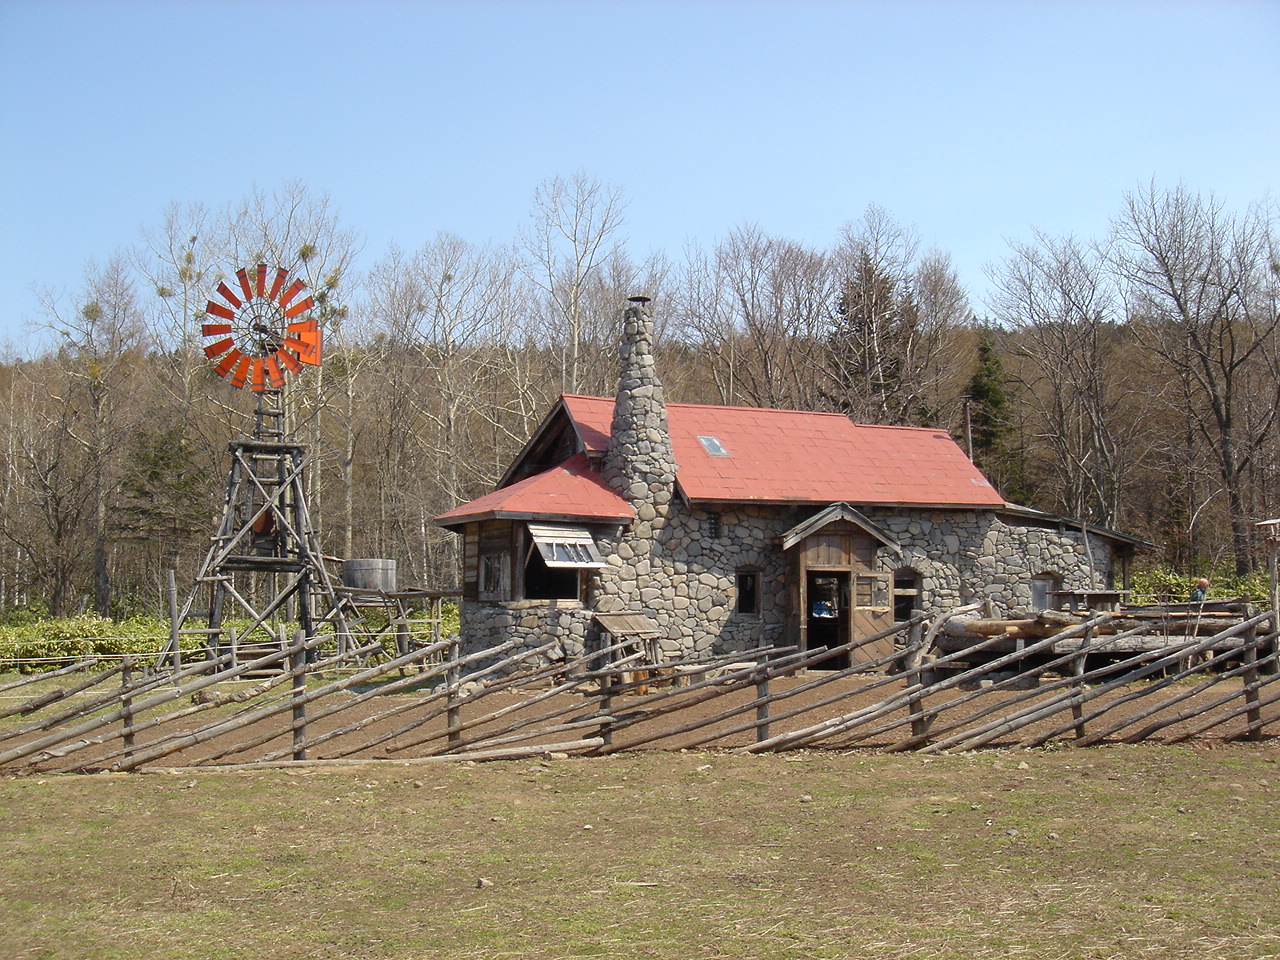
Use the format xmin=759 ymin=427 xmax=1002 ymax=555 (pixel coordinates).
xmin=436 ymin=300 xmax=1145 ymax=667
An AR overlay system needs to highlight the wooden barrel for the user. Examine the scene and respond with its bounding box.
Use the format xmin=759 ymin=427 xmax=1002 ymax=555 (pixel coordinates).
xmin=341 ymin=559 xmax=397 ymax=592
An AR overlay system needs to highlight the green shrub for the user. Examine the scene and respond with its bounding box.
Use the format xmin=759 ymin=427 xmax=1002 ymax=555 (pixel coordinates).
xmin=0 ymin=615 xmax=170 ymax=672
xmin=1131 ymin=563 xmax=1272 ymax=609
xmin=0 ymin=603 xmax=460 ymax=672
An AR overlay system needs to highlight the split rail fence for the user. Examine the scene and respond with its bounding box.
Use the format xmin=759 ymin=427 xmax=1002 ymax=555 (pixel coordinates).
xmin=1 ymin=605 xmax=1277 ymax=773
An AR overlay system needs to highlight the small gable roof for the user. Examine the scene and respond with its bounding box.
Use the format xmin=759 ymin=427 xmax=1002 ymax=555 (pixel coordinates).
xmin=782 ymin=503 xmax=900 ymax=551
xmin=435 ymin=453 xmax=633 ymax=527
xmin=560 ymin=395 xmax=1003 ymax=508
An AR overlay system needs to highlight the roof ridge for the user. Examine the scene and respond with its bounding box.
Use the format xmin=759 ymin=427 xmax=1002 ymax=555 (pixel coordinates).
xmin=562 ymin=394 xmax=953 ymax=432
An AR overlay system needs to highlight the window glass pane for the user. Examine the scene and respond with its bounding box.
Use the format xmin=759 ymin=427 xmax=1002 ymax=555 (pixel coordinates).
xmin=736 ymin=571 xmax=759 ymax=615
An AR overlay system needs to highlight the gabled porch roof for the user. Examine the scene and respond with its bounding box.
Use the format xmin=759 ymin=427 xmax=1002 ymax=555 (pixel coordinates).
xmin=781 ymin=502 xmax=900 ymax=551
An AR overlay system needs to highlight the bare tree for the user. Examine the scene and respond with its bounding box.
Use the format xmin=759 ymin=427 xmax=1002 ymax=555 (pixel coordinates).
xmin=829 ymin=206 xmax=968 ymax=426
xmin=990 ymin=231 xmax=1150 ymax=527
xmin=1110 ymin=183 xmax=1280 ymax=573
xmin=520 ymin=173 xmax=630 ymax=395
xmin=28 ymin=257 xmax=149 ymax=613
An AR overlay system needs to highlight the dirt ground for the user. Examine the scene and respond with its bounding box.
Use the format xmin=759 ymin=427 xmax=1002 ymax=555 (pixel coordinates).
xmin=2 ymin=664 xmax=1276 ymax=773
xmin=2 ymin=742 xmax=1278 ymax=960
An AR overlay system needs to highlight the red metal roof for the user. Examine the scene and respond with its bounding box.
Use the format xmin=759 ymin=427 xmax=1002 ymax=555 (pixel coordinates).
xmin=437 ymin=396 xmax=1005 ymax=526
xmin=435 ymin=453 xmax=633 ymax=527
xmin=560 ymin=394 xmax=1003 ymax=507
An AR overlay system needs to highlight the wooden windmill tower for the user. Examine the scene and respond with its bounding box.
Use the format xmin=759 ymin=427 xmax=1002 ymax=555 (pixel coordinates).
xmin=163 ymin=264 xmax=350 ymax=665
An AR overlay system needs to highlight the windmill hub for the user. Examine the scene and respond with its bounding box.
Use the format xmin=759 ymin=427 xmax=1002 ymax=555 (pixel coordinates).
xmin=201 ymin=264 xmax=322 ymax=391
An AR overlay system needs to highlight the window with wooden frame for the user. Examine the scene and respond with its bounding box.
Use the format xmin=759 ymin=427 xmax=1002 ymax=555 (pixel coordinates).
xmin=479 ymin=552 xmax=510 ymax=601
xmin=853 ymin=573 xmax=890 ymax=610
xmin=735 ymin=569 xmax=760 ymax=615
xmin=522 ymin=523 xmax=606 ymax=602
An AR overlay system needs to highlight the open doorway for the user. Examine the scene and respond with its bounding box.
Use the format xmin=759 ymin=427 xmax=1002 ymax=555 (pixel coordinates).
xmin=806 ymin=572 xmax=849 ymax=669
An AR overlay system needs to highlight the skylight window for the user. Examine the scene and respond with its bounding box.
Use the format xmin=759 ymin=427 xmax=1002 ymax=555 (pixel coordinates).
xmin=697 ymin=435 xmax=730 ymax=457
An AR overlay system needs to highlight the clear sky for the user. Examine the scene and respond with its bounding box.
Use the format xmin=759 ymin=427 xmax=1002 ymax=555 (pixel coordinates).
xmin=1 ymin=0 xmax=1276 ymax=351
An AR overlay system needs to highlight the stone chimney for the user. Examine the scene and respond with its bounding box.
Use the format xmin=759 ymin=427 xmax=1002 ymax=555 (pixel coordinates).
xmin=602 ymin=297 xmax=676 ymax=518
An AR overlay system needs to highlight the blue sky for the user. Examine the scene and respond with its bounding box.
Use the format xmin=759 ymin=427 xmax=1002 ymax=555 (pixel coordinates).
xmin=1 ymin=0 xmax=1276 ymax=350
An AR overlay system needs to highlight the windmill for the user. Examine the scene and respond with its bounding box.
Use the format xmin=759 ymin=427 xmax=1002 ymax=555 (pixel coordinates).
xmin=162 ymin=264 xmax=350 ymax=667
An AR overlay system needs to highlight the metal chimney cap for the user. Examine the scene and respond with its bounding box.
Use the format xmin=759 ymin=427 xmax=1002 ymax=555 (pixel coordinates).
xmin=627 ymin=295 xmax=652 ymax=304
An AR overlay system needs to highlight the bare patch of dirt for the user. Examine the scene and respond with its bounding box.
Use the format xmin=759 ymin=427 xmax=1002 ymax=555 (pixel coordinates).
xmin=2 ymin=743 xmax=1279 ymax=959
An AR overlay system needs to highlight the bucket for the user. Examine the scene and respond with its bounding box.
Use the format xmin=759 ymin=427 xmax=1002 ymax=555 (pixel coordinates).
xmin=342 ymin=559 xmax=397 ymax=592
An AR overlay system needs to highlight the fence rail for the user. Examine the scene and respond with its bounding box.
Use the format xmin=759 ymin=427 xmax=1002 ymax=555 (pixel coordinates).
xmin=1 ymin=606 xmax=1276 ymax=773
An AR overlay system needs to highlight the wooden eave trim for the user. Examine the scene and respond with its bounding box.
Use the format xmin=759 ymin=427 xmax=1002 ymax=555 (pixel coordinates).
xmin=437 ymin=510 xmax=630 ymax=529
xmin=496 ymin=397 xmax=580 ymax=489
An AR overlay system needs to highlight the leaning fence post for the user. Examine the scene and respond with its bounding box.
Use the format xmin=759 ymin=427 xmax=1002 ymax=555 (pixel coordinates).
xmin=599 ymin=640 xmax=615 ymax=750
xmin=904 ymin=621 xmax=931 ymax=742
xmin=1242 ymin=612 xmax=1262 ymax=741
xmin=1072 ymin=625 xmax=1093 ymax=739
xmin=291 ymin=631 xmax=308 ymax=761
xmin=754 ymin=666 xmax=771 ymax=744
xmin=446 ymin=635 xmax=462 ymax=745
xmin=121 ymin=656 xmax=135 ymax=761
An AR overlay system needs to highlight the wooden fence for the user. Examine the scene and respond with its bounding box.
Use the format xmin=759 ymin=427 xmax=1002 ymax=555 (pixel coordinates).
xmin=1 ymin=605 xmax=1276 ymax=773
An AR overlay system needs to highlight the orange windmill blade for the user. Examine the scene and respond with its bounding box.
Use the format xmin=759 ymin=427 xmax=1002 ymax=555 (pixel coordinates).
xmin=201 ymin=264 xmax=323 ymax=390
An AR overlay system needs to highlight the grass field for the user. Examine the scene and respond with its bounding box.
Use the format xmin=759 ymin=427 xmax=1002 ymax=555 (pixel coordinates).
xmin=2 ymin=743 xmax=1279 ymax=960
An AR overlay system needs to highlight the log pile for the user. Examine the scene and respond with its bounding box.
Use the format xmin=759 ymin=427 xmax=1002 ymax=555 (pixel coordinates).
xmin=937 ymin=602 xmax=1258 ymax=655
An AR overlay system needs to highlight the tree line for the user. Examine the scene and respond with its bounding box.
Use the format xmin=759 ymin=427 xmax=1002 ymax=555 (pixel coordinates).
xmin=1 ymin=177 xmax=1277 ymax=617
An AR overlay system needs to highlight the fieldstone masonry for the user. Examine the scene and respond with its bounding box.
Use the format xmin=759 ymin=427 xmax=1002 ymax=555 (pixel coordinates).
xmin=456 ymin=301 xmax=1121 ymax=666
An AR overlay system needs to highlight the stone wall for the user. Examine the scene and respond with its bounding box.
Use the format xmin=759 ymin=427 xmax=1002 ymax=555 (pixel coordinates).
xmin=454 ymin=298 xmax=1120 ymax=669
xmin=868 ymin=508 xmax=1114 ymax=616
xmin=457 ymin=503 xmax=1119 ymax=666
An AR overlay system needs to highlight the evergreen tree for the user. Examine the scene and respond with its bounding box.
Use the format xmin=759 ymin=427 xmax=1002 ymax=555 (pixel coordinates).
xmin=967 ymin=337 xmax=1034 ymax=504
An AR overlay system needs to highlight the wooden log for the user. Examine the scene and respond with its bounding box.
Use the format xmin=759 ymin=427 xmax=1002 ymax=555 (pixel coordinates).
xmin=193 ymin=637 xmax=461 ymax=766
xmin=961 ymin=618 xmax=1271 ymax=754
xmin=755 ymin=674 xmax=770 ymax=744
xmin=948 ymin=618 xmax=1046 ymax=637
xmin=908 ymin=627 xmax=1195 ymax=753
xmin=1170 ymin=680 xmax=1280 ymax=742
xmin=446 ymin=638 xmax=462 ymax=746
xmin=1065 ymin=638 xmax=1268 ymax=748
xmin=419 ymin=737 xmax=605 ymax=763
xmin=605 ymin=622 xmax=925 ymax=754
xmin=0 ymin=639 xmax=309 ymax=769
xmin=290 ymin=636 xmax=307 ymax=761
xmin=0 ymin=658 xmax=101 ymax=696
xmin=621 ymin=645 xmax=894 ymax=754
xmin=768 ymin=614 xmax=1117 ymax=754
xmin=436 ymin=714 xmax=613 ymax=753
xmin=1072 ymin=625 xmax=1093 ymax=739
xmin=0 ymin=653 xmax=233 ymax=754
xmin=323 ymin=636 xmax=619 ymax=760
xmin=0 ymin=659 xmax=131 ymax=731
xmin=409 ymin=649 xmax=645 ymax=757
xmin=1017 ymin=612 xmax=1274 ymax=749
xmin=121 ymin=657 xmax=135 ymax=761
xmin=881 ymin=623 xmax=1158 ymax=753
xmin=1120 ymin=644 xmax=1280 ymax=744
xmin=303 ymin=637 xmax=554 ymax=761
xmin=263 ymin=637 xmax=534 ymax=761
xmin=1242 ymin=617 xmax=1262 ymax=741
xmin=107 ymin=637 xmax=379 ymax=771
xmin=52 ymin=639 xmax=387 ymax=771
xmin=905 ymin=621 xmax=930 ymax=739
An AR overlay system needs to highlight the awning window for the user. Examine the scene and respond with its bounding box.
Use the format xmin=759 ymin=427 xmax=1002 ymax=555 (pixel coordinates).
xmin=527 ymin=523 xmax=607 ymax=568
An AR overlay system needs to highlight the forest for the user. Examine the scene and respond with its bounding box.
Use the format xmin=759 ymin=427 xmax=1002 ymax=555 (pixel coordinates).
xmin=1 ymin=176 xmax=1277 ymax=618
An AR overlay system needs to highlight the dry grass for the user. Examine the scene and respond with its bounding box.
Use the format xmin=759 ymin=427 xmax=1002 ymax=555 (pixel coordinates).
xmin=2 ymin=743 xmax=1279 ymax=959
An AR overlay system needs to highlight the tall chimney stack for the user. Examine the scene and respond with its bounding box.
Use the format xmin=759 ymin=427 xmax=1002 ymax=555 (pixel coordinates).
xmin=602 ymin=297 xmax=675 ymax=515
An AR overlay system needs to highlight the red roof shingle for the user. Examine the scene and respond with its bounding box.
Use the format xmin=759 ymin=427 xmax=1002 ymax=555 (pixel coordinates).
xmin=437 ymin=396 xmax=1003 ymax=526
xmin=560 ymin=395 xmax=1003 ymax=507
xmin=435 ymin=453 xmax=633 ymax=526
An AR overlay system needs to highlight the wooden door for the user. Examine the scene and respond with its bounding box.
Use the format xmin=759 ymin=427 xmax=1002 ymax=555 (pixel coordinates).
xmin=850 ymin=572 xmax=892 ymax=663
